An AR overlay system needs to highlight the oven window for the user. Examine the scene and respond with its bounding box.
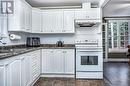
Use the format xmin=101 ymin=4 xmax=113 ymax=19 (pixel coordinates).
xmin=81 ymin=56 xmax=98 ymax=65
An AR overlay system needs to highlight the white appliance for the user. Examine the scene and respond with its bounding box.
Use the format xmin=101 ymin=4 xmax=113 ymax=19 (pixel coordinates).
xmin=75 ymin=39 xmax=103 ymax=79
xmin=75 ymin=20 xmax=101 ymax=27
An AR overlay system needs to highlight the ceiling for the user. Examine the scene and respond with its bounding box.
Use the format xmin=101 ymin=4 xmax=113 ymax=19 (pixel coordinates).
xmin=103 ymin=0 xmax=130 ymax=17
xmin=26 ymin=0 xmax=100 ymax=7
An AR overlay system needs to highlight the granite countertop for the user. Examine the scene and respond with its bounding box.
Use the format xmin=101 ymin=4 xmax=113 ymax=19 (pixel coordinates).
xmin=0 ymin=44 xmax=75 ymax=60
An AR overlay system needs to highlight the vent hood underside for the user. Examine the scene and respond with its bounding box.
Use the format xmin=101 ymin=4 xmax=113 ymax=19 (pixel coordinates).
xmin=75 ymin=20 xmax=101 ymax=27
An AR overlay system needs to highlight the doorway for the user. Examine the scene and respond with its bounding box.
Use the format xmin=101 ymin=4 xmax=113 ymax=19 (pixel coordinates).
xmin=103 ymin=18 xmax=130 ymax=62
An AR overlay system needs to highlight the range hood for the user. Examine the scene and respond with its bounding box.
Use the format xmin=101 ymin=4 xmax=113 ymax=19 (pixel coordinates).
xmin=75 ymin=20 xmax=101 ymax=27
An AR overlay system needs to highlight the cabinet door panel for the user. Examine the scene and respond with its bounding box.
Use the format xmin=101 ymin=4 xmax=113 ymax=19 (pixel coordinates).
xmin=42 ymin=10 xmax=63 ymax=33
xmin=42 ymin=49 xmax=54 ymax=73
xmin=32 ymin=8 xmax=42 ymax=33
xmin=53 ymin=50 xmax=64 ymax=73
xmin=25 ymin=4 xmax=31 ymax=32
xmin=21 ymin=56 xmax=31 ymax=86
xmin=6 ymin=60 xmax=21 ymax=86
xmin=64 ymin=49 xmax=75 ymax=74
xmin=30 ymin=50 xmax=41 ymax=81
xmin=0 ymin=66 xmax=5 ymax=86
xmin=74 ymin=10 xmax=87 ymax=19
xmin=63 ymin=11 xmax=75 ymax=33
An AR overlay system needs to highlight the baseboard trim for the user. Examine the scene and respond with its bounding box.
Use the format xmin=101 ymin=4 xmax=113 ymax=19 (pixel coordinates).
xmin=30 ymin=75 xmax=40 ymax=86
xmin=40 ymin=74 xmax=75 ymax=78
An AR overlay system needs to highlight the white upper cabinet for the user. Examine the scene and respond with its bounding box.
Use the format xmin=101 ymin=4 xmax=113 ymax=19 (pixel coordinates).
xmin=42 ymin=10 xmax=75 ymax=33
xmin=32 ymin=8 xmax=42 ymax=33
xmin=75 ymin=8 xmax=101 ymax=20
xmin=42 ymin=10 xmax=63 ymax=33
xmin=8 ymin=0 xmax=32 ymax=32
xmin=63 ymin=10 xmax=75 ymax=33
xmin=24 ymin=3 xmax=32 ymax=32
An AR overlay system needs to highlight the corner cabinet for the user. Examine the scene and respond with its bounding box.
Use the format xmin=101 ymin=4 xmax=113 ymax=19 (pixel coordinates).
xmin=31 ymin=8 xmax=42 ymax=33
xmin=42 ymin=49 xmax=75 ymax=75
xmin=0 ymin=50 xmax=41 ymax=86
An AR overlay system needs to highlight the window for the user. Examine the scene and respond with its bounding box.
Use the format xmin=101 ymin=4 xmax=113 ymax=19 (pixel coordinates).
xmin=107 ymin=20 xmax=129 ymax=49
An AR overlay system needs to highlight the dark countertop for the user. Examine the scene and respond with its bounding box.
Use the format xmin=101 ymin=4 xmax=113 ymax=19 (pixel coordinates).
xmin=0 ymin=44 xmax=75 ymax=60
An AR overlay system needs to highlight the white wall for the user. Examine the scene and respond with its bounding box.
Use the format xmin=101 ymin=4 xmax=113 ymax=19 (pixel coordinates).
xmin=0 ymin=15 xmax=29 ymax=46
xmin=28 ymin=34 xmax=75 ymax=44
xmin=103 ymin=0 xmax=130 ymax=17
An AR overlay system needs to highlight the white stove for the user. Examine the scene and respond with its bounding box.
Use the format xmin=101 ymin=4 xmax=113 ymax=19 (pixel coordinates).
xmin=75 ymin=39 xmax=103 ymax=79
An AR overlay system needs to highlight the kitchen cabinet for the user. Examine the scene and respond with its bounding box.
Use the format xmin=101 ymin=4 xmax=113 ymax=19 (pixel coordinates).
xmin=42 ymin=49 xmax=64 ymax=73
xmin=6 ymin=59 xmax=21 ymax=86
xmin=63 ymin=10 xmax=75 ymax=33
xmin=75 ymin=8 xmax=101 ymax=20
xmin=42 ymin=10 xmax=63 ymax=33
xmin=20 ymin=55 xmax=31 ymax=86
xmin=0 ymin=50 xmax=41 ymax=86
xmin=42 ymin=49 xmax=55 ymax=73
xmin=8 ymin=0 xmax=32 ymax=32
xmin=64 ymin=49 xmax=75 ymax=74
xmin=30 ymin=50 xmax=41 ymax=82
xmin=24 ymin=3 xmax=32 ymax=32
xmin=32 ymin=8 xmax=42 ymax=33
xmin=53 ymin=50 xmax=64 ymax=73
xmin=0 ymin=66 xmax=6 ymax=86
xmin=42 ymin=49 xmax=75 ymax=75
xmin=42 ymin=10 xmax=75 ymax=33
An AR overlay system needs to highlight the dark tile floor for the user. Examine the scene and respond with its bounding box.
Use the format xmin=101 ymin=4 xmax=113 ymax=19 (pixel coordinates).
xmin=34 ymin=62 xmax=130 ymax=86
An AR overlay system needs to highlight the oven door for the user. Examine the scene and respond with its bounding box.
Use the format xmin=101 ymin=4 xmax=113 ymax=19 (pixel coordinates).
xmin=76 ymin=50 xmax=103 ymax=72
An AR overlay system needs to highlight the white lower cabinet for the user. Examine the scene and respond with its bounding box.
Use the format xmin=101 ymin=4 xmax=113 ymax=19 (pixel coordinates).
xmin=0 ymin=50 xmax=41 ymax=86
xmin=42 ymin=49 xmax=55 ymax=73
xmin=64 ymin=49 xmax=75 ymax=74
xmin=42 ymin=49 xmax=75 ymax=75
xmin=21 ymin=55 xmax=31 ymax=86
xmin=6 ymin=59 xmax=21 ymax=86
xmin=0 ymin=65 xmax=6 ymax=86
xmin=30 ymin=50 xmax=41 ymax=82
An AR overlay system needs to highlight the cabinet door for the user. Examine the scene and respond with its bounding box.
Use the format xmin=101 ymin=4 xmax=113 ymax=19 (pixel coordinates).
xmin=42 ymin=49 xmax=54 ymax=73
xmin=63 ymin=11 xmax=75 ymax=33
xmin=8 ymin=0 xmax=25 ymax=32
xmin=25 ymin=4 xmax=31 ymax=32
xmin=30 ymin=50 xmax=41 ymax=81
xmin=87 ymin=8 xmax=101 ymax=19
xmin=74 ymin=10 xmax=87 ymax=19
xmin=64 ymin=49 xmax=75 ymax=74
xmin=42 ymin=10 xmax=63 ymax=33
xmin=6 ymin=59 xmax=21 ymax=86
xmin=53 ymin=50 xmax=64 ymax=73
xmin=0 ymin=66 xmax=6 ymax=86
xmin=52 ymin=10 xmax=63 ymax=33
xmin=21 ymin=55 xmax=31 ymax=86
xmin=32 ymin=8 xmax=42 ymax=33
